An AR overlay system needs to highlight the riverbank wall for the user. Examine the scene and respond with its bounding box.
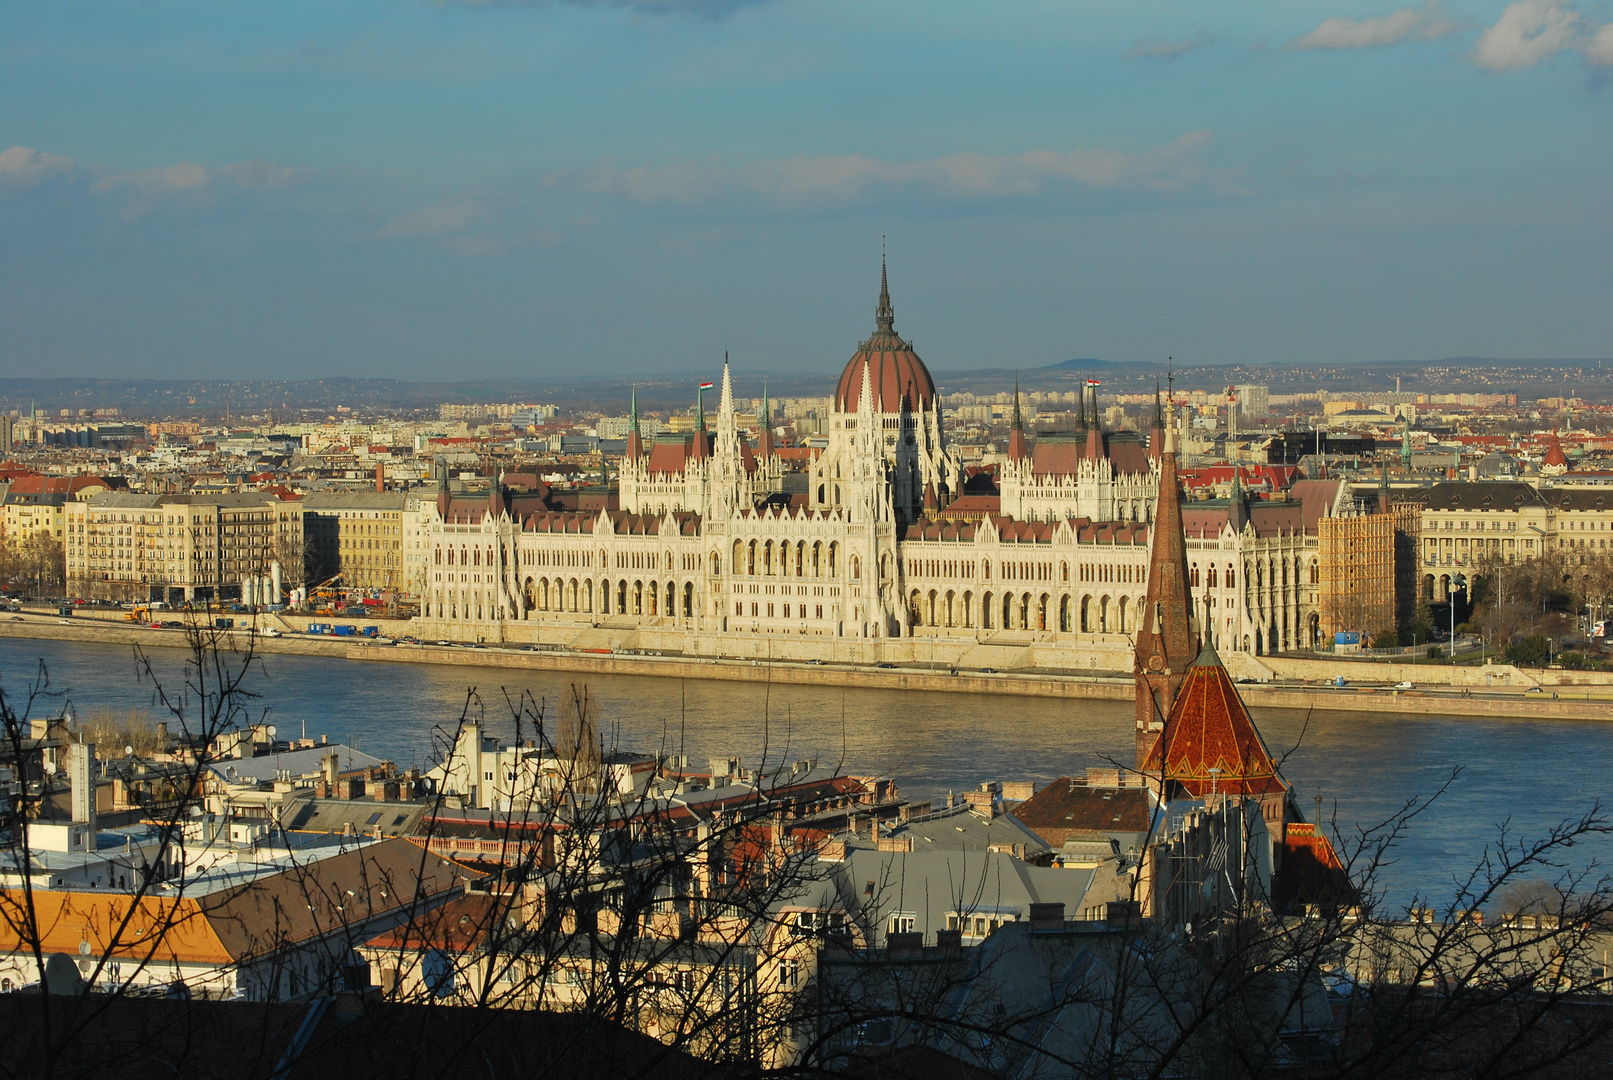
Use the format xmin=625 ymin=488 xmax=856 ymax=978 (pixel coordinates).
xmin=7 ymin=616 xmax=1613 ymax=721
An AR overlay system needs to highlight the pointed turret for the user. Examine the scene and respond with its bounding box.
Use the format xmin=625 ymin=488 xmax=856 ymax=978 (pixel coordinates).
xmin=1151 ymin=380 xmax=1166 ymax=460
xmin=625 ymin=386 xmax=644 ymax=461
xmin=1134 ymin=450 xmax=1198 ymax=767
xmin=1140 ymin=643 xmax=1284 ymax=799
xmin=1228 ymin=466 xmax=1247 ymax=533
xmin=1007 ymin=379 xmax=1030 ymax=462
xmin=758 ymin=379 xmax=775 ymax=460
xmin=1077 ymin=382 xmax=1087 ymax=430
xmin=1084 ymin=380 xmax=1104 ymax=461
xmin=487 ymin=463 xmax=503 ymax=517
xmin=691 ymin=373 xmax=710 ymax=461
xmin=875 ymin=245 xmax=895 ymax=334
xmin=436 ymin=456 xmax=451 ymax=520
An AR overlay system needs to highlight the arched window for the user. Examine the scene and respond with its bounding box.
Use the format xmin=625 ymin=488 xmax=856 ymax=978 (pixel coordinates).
xmin=1060 ymin=561 xmax=1068 ymax=582
xmin=1226 ymin=565 xmax=1235 ymax=589
xmin=829 ymin=542 xmax=838 ymax=577
xmin=434 ymin=548 xmax=442 ymax=565
xmin=963 ymin=590 xmax=974 ymax=628
xmin=1059 ymin=595 xmax=1070 ymax=632
xmin=1080 ymin=595 xmax=1091 ymax=633
xmin=1309 ymin=560 xmax=1319 ymax=585
xmin=764 ymin=540 xmax=774 ymax=576
xmin=1206 ymin=566 xmax=1217 ymax=588
xmin=747 ymin=540 xmax=757 ymax=575
xmin=1189 ymin=563 xmax=1199 ymax=587
xmin=1118 ymin=595 xmax=1129 ymax=633
xmin=852 ymin=555 xmax=861 ymax=580
xmin=983 ymin=559 xmax=991 ymax=581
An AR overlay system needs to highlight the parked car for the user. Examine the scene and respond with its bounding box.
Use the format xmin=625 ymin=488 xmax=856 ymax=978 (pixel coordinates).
xmin=261 ymin=627 xmax=282 ymax=638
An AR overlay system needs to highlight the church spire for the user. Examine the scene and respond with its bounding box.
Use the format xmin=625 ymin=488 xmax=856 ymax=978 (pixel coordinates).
xmin=1007 ymin=378 xmax=1029 ymax=462
xmin=758 ymin=378 xmax=775 ymax=459
xmin=1134 ymin=449 xmax=1198 ymax=768
xmin=1150 ymin=379 xmax=1166 ymax=461
xmin=1084 ymin=379 xmax=1104 ymax=461
xmin=875 ymin=240 xmax=895 ymax=334
xmin=625 ymin=386 xmax=644 ymax=461
xmin=1077 ymin=382 xmax=1087 ymax=429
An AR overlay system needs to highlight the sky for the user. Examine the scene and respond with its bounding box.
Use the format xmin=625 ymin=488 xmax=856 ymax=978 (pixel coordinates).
xmin=1 ymin=0 xmax=1610 ymax=383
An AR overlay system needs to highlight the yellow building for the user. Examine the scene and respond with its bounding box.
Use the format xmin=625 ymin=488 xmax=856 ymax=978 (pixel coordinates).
xmin=301 ymin=491 xmax=406 ymax=593
xmin=65 ymin=492 xmax=304 ymax=602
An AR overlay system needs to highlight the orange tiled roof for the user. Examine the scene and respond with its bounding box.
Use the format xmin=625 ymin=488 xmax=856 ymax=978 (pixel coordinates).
xmin=1142 ymin=644 xmax=1285 ymax=797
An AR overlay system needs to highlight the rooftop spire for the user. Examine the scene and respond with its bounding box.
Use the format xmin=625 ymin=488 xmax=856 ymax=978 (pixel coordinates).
xmin=1007 ymin=378 xmax=1030 ymax=462
xmin=875 ymin=239 xmax=895 ymax=334
xmin=1134 ymin=450 xmax=1197 ymax=767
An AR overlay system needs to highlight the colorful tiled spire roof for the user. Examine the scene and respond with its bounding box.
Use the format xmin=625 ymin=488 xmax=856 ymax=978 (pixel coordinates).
xmin=1141 ymin=643 xmax=1285 ymax=797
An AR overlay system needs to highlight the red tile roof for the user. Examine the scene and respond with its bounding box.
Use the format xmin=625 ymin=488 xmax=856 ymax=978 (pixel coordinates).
xmin=1141 ymin=645 xmax=1285 ymax=798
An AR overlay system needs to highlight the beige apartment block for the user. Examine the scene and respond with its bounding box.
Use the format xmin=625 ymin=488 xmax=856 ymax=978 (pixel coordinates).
xmin=65 ymin=492 xmax=303 ymax=602
xmin=301 ymin=491 xmax=407 ymax=593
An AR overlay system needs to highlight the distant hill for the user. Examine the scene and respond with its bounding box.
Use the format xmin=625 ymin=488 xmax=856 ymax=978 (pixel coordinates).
xmin=1041 ymin=358 xmax=1123 ymax=371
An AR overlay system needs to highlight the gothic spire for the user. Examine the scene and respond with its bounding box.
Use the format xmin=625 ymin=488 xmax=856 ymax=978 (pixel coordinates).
xmin=1077 ymin=382 xmax=1087 ymax=429
xmin=1007 ymin=378 xmax=1030 ymax=462
xmin=875 ymin=241 xmax=895 ymax=335
xmin=1134 ymin=449 xmax=1197 ymax=768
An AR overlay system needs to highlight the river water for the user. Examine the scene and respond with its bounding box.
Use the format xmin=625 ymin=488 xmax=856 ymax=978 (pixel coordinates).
xmin=4 ymin=636 xmax=1609 ymax=905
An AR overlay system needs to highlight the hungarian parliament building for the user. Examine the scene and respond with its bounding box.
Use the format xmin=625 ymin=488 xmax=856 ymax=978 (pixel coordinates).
xmin=416 ymin=267 xmax=1332 ymax=666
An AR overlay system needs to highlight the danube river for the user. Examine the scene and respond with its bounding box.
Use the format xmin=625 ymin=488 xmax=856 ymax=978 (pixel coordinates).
xmin=4 ymin=636 xmax=1609 ymax=904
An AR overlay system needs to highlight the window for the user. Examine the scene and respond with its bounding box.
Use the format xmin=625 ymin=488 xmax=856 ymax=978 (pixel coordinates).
xmin=888 ymin=913 xmax=916 ymax=934
xmin=780 ymin=957 xmax=801 ymax=988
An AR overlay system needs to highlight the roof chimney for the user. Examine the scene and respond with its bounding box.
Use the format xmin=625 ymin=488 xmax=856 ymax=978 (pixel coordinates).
xmin=375 ymin=463 xmax=384 ymax=493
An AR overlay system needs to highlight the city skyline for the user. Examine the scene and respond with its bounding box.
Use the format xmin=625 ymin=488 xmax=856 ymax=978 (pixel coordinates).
xmin=2 ymin=1 xmax=1610 ymax=382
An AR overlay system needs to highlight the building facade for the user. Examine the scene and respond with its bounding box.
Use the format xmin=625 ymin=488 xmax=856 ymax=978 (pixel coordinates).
xmin=65 ymin=491 xmax=302 ymax=602
xmin=301 ymin=491 xmax=407 ymax=593
xmin=409 ymin=269 xmax=1326 ymax=665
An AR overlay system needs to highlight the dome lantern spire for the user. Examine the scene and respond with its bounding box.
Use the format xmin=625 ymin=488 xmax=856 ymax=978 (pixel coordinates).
xmin=875 ymin=240 xmax=895 ymax=334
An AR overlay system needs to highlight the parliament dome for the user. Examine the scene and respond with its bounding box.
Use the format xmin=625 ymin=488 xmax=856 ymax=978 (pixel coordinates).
xmin=835 ymin=261 xmax=937 ymax=414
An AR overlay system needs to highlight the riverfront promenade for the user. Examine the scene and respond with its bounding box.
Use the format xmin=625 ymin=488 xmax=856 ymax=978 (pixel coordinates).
xmin=5 ymin=611 xmax=1612 ymax=722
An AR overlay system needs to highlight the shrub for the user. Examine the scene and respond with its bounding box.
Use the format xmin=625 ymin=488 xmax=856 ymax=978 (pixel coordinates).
xmin=1504 ymin=635 xmax=1550 ymax=667
xmin=1370 ymin=627 xmax=1401 ymax=649
xmin=1427 ymin=645 xmax=1442 ymax=660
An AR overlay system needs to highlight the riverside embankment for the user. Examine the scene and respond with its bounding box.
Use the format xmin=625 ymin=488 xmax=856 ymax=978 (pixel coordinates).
xmin=6 ymin=614 xmax=1612 ymax=722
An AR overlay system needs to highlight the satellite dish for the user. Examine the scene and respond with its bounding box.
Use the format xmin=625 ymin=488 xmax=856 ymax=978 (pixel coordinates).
xmin=42 ymin=760 xmax=55 ymax=776
xmin=77 ymin=940 xmax=91 ymax=957
xmin=125 ymin=745 xmax=134 ymax=758
xmin=266 ymin=725 xmax=277 ymax=739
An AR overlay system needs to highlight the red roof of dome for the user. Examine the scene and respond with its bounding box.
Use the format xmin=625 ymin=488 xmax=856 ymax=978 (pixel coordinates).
xmin=835 ymin=259 xmax=936 ymax=414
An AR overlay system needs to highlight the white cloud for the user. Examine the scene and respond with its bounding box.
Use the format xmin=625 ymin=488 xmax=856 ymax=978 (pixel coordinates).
xmin=1584 ymin=22 xmax=1613 ymax=65
xmin=369 ymin=200 xmax=484 ymax=239
xmin=95 ymin=161 xmax=213 ymax=195
xmin=558 ymin=132 xmax=1215 ymax=207
xmin=1286 ymin=2 xmax=1461 ymax=50
xmin=1472 ymin=0 xmax=1581 ymax=70
xmin=1126 ymin=30 xmax=1215 ymax=61
xmin=0 ymin=146 xmax=74 ymax=190
xmin=221 ymin=159 xmax=307 ymax=188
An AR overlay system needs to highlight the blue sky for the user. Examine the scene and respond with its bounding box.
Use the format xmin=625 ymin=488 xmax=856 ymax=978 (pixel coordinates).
xmin=2 ymin=0 xmax=1610 ymax=382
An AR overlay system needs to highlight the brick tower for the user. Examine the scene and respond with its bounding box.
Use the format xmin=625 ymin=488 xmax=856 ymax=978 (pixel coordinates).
xmin=1134 ymin=449 xmax=1197 ymax=768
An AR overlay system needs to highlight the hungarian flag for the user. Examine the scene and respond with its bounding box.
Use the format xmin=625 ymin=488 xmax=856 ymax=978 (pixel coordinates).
xmin=699 ymin=382 xmax=714 ymax=390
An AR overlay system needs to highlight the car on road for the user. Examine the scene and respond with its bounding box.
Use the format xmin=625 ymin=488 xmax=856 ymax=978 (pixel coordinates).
xmin=261 ymin=627 xmax=282 ymax=637
xmin=806 ymin=659 xmax=824 ymax=665
xmin=58 ymin=618 xmax=71 ymax=625
xmin=877 ymin=662 xmax=897 ymax=669
xmin=9 ymin=616 xmax=22 ymax=622
xmin=1524 ymin=686 xmax=1544 ymax=694
xmin=978 ymin=667 xmax=998 ymax=674
xmin=1393 ymin=680 xmax=1414 ymax=690
xmin=436 ymin=639 xmax=451 ymax=646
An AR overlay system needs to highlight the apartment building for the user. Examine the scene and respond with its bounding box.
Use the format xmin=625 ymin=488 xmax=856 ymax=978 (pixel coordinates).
xmin=1 ymin=476 xmax=113 ymax=551
xmin=301 ymin=491 xmax=407 ymax=593
xmin=65 ymin=491 xmax=304 ymax=602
